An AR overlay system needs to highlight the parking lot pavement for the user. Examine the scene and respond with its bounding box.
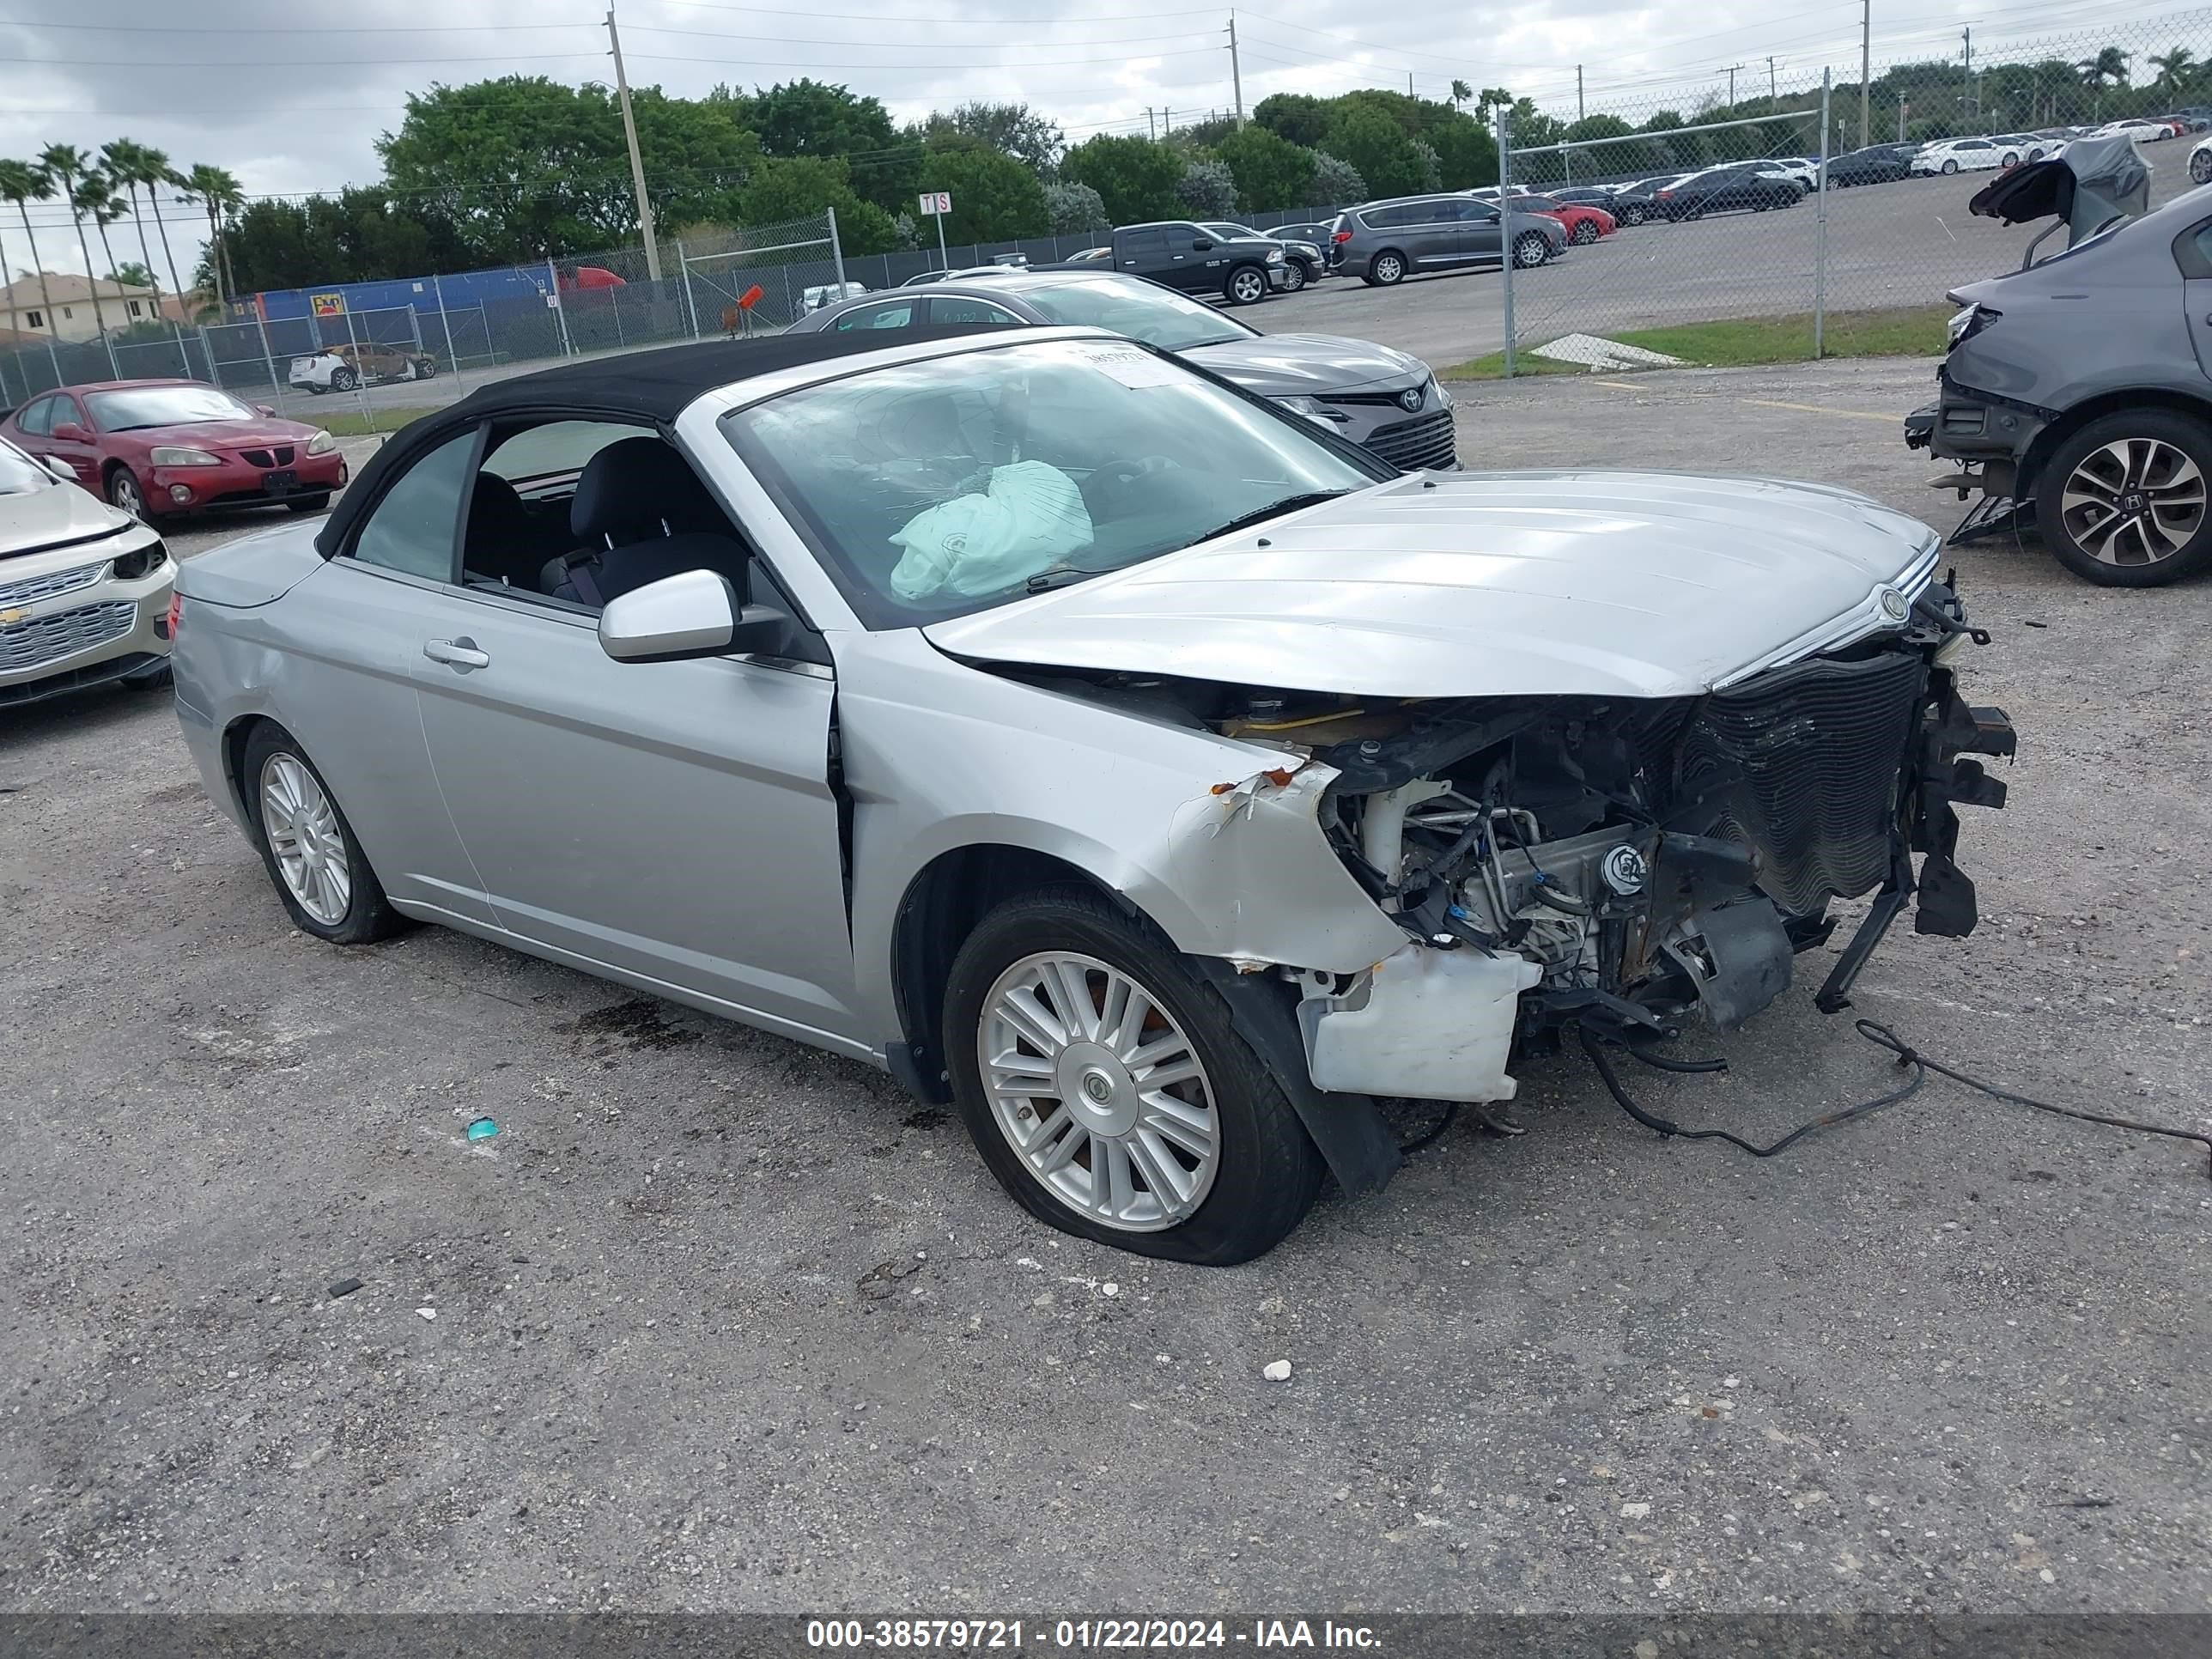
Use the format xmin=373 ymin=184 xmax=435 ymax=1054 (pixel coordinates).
xmin=6 ymin=356 xmax=2211 ymax=1614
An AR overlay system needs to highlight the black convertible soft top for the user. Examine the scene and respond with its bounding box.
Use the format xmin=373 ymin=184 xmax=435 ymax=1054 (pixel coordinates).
xmin=315 ymin=324 xmax=996 ymax=557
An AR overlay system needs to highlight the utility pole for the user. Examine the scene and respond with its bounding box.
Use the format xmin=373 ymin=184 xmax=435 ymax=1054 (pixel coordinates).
xmin=1577 ymin=64 xmax=1585 ymax=123
xmin=605 ymin=7 xmax=659 ymax=283
xmin=1147 ymin=106 xmax=1157 ymax=141
xmin=1767 ymin=56 xmax=1778 ymax=104
xmin=1859 ymin=0 xmax=1872 ymax=149
xmin=1899 ymin=96 xmax=1908 ymax=140
xmin=1961 ymin=27 xmax=1972 ymax=117
xmin=1227 ymin=12 xmax=1245 ymax=125
xmin=1407 ymin=70 xmax=1415 ymax=97
xmin=1725 ymin=62 xmax=1744 ymax=106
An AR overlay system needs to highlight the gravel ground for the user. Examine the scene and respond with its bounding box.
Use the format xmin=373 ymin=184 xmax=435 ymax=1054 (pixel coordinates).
xmin=3 ymin=358 xmax=2209 ymax=1615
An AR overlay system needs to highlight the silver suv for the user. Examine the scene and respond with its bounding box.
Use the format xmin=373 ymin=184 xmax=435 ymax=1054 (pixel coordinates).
xmin=1333 ymin=194 xmax=1566 ymax=285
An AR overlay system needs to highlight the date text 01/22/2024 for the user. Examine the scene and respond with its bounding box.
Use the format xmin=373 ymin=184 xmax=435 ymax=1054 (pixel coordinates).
xmin=804 ymin=1620 xmax=1385 ymax=1650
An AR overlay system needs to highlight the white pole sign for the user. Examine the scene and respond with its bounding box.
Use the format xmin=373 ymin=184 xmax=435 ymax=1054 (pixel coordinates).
xmin=919 ymin=192 xmax=952 ymax=215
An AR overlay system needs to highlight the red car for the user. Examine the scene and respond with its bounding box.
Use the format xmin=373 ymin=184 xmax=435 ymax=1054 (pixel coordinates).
xmin=1510 ymin=193 xmax=1618 ymax=245
xmin=0 ymin=379 xmax=348 ymax=522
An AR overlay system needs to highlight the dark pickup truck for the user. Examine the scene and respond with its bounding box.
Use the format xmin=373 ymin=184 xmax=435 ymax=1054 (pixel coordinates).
xmin=1097 ymin=221 xmax=1287 ymax=306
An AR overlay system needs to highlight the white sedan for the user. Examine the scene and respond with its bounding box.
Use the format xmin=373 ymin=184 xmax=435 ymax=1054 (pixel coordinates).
xmin=2098 ymin=118 xmax=2176 ymax=143
xmin=1910 ymin=137 xmax=2012 ymax=175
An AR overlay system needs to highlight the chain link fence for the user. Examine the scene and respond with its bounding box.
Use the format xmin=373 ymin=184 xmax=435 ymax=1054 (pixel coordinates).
xmin=1489 ymin=10 xmax=2212 ymax=371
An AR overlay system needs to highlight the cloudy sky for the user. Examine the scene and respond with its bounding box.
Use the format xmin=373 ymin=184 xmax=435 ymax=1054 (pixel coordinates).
xmin=0 ymin=0 xmax=2195 ymax=282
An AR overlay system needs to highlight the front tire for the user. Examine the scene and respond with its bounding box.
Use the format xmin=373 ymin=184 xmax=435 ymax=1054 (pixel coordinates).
xmin=241 ymin=723 xmax=406 ymax=944
xmin=1942 ymin=158 xmax=1960 ymax=174
xmin=2192 ymin=149 xmax=2212 ymax=185
xmin=1224 ymin=264 xmax=1269 ymax=306
xmin=1511 ymin=230 xmax=1550 ymax=269
xmin=416 ymin=358 xmax=438 ymax=379
xmin=2035 ymin=410 xmax=2212 ymax=587
xmin=1279 ymin=258 xmax=1308 ymax=293
xmin=1365 ymin=249 xmax=1406 ymax=286
xmin=943 ymin=888 xmax=1324 ymax=1265
xmin=1619 ymin=204 xmax=1647 ymax=225
xmin=106 ymin=465 xmax=152 ymax=522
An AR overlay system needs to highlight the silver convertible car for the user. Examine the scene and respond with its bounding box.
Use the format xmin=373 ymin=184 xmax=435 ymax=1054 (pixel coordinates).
xmin=172 ymin=327 xmax=2014 ymax=1263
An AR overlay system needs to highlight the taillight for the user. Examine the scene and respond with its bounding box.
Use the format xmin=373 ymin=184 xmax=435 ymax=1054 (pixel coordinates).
xmin=164 ymin=591 xmax=181 ymax=638
xmin=1332 ymin=228 xmax=1352 ymax=243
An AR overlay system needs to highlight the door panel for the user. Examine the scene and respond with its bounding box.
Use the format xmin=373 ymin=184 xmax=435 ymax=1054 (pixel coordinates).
xmin=273 ymin=560 xmax=496 ymax=924
xmin=408 ymin=591 xmax=861 ymax=1043
xmin=1463 ymin=205 xmax=1504 ymax=264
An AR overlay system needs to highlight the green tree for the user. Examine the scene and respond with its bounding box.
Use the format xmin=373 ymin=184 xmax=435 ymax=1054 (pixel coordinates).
xmin=1042 ymin=179 xmax=1106 ymax=234
xmin=179 ymin=163 xmax=243 ymax=304
xmin=223 ymin=187 xmax=468 ymax=291
xmin=1310 ymin=153 xmax=1365 ymax=205
xmin=78 ymin=174 xmax=137 ymax=325
xmin=40 ymin=146 xmax=110 ymax=335
xmin=722 ymin=79 xmax=915 ymax=212
xmin=1216 ymin=124 xmax=1317 ymax=211
xmin=1176 ymin=158 xmax=1240 ymax=218
xmin=1426 ymin=113 xmax=1497 ymax=190
xmin=1253 ymin=93 xmax=1331 ymax=148
xmin=106 ymin=259 xmax=155 ymax=288
xmin=0 ymin=158 xmax=60 ymax=347
xmin=1318 ymin=106 xmax=1426 ymax=199
xmin=2077 ymin=46 xmax=2131 ymax=88
xmin=922 ymin=101 xmax=1064 ymax=173
xmin=917 ymin=142 xmax=1048 ymax=242
xmin=1450 ymin=79 xmax=1473 ymax=110
xmin=100 ymin=141 xmax=176 ymax=326
xmin=726 ymin=156 xmax=901 ymax=254
xmin=380 ymin=76 xmax=760 ymax=264
xmin=2149 ymin=46 xmax=2197 ymax=94
xmin=1060 ymin=133 xmax=1185 ymax=225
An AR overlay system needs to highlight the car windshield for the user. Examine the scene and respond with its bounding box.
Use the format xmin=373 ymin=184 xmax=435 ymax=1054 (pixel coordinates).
xmin=0 ymin=438 xmax=54 ymax=494
xmin=723 ymin=336 xmax=1380 ymax=628
xmin=1015 ymin=280 xmax=1249 ymax=350
xmin=84 ymin=386 xmax=256 ymax=431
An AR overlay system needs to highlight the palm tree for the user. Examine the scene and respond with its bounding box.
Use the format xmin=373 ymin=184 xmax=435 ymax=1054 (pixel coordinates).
xmin=0 ymin=157 xmax=62 ymax=349
xmin=1449 ymin=79 xmax=1473 ymax=111
xmin=2076 ymin=46 xmax=2131 ymax=88
xmin=39 ymin=143 xmax=110 ymax=337
xmin=102 ymin=140 xmax=167 ymax=325
xmin=153 ymin=160 xmax=191 ymax=306
xmin=2148 ymin=46 xmax=2197 ymax=95
xmin=81 ymin=175 xmax=137 ymax=331
xmin=180 ymin=163 xmax=242 ymax=307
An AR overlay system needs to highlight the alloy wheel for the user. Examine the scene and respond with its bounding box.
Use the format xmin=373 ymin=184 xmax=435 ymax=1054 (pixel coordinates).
xmin=977 ymin=951 xmax=1221 ymax=1232
xmin=2195 ymin=151 xmax=2212 ymax=185
xmin=1513 ymin=232 xmax=1549 ymax=268
xmin=259 ymin=751 xmax=353 ymax=927
xmin=1373 ymin=253 xmax=1403 ymax=283
xmin=1230 ymin=269 xmax=1266 ymax=303
xmin=109 ymin=470 xmax=142 ymax=519
xmin=2059 ymin=438 xmax=2209 ymax=568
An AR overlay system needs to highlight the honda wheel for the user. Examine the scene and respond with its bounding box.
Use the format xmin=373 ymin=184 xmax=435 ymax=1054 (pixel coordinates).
xmin=2037 ymin=410 xmax=2212 ymax=587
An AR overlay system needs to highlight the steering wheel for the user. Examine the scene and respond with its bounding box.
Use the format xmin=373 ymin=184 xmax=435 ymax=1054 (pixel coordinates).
xmin=1081 ymin=455 xmax=1182 ymax=521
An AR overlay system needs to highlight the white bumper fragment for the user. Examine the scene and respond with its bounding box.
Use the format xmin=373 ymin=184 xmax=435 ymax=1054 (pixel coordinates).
xmin=1297 ymin=943 xmax=1540 ymax=1103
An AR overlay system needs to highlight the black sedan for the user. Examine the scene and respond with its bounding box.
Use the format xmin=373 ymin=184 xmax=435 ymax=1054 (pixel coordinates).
xmin=1652 ymin=164 xmax=1803 ymax=220
xmin=1825 ymin=143 xmax=1922 ymax=187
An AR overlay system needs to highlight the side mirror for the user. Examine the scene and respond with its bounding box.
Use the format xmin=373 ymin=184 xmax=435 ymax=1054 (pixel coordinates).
xmin=42 ymin=454 xmax=76 ymax=483
xmin=1190 ymin=238 xmax=1213 ymax=252
xmin=257 ymin=404 xmax=275 ymax=416
xmin=597 ymin=568 xmax=789 ymax=664
xmin=52 ymin=422 xmax=88 ymax=443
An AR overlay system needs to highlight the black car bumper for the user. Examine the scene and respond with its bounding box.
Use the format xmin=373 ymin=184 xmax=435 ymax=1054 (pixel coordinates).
xmin=1905 ymin=371 xmax=2050 ymax=471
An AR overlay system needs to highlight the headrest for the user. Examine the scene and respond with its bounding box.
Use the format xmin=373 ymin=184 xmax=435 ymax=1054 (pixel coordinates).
xmin=570 ymin=436 xmax=721 ymax=544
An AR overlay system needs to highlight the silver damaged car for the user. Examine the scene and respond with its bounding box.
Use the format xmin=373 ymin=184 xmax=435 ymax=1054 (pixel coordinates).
xmin=171 ymin=327 xmax=2015 ymax=1263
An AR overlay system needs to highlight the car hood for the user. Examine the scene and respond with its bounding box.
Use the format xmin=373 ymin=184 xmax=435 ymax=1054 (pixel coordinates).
xmin=0 ymin=477 xmax=137 ymax=560
xmin=922 ymin=471 xmax=1941 ymax=700
xmin=113 ymin=419 xmax=320 ymax=448
xmin=1182 ymin=332 xmax=1427 ymax=394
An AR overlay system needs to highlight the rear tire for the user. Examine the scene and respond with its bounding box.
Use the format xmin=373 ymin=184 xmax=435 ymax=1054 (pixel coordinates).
xmin=1570 ymin=220 xmax=1599 ymax=245
xmin=1365 ymin=249 xmax=1406 ymax=286
xmin=942 ymin=887 xmax=1324 ymax=1265
xmin=1620 ymin=204 xmax=1647 ymax=225
xmin=1942 ymin=158 xmax=1960 ymax=174
xmin=241 ymin=723 xmax=407 ymax=945
xmin=331 ymin=366 xmax=359 ymax=392
xmin=2035 ymin=410 xmax=2212 ymax=588
xmin=2193 ymin=149 xmax=2212 ymax=185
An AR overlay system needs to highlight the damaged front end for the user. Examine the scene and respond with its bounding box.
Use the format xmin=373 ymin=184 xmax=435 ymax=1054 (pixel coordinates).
xmin=1289 ymin=576 xmax=2015 ymax=1104
xmin=1044 ymin=577 xmax=2016 ymax=1121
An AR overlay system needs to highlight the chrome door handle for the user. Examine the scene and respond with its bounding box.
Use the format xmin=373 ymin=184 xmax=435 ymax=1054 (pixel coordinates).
xmin=423 ymin=637 xmax=489 ymax=669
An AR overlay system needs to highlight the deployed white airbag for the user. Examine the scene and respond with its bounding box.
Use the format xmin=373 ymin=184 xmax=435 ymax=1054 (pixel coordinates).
xmin=888 ymin=460 xmax=1095 ymax=601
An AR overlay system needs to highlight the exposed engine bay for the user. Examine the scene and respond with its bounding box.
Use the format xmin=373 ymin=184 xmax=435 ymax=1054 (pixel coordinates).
xmin=1006 ymin=577 xmax=2015 ymax=1109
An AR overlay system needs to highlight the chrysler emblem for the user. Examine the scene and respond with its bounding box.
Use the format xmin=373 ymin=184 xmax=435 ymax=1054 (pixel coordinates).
xmin=1398 ymin=386 xmax=1424 ymax=411
xmin=1878 ymin=586 xmax=1910 ymax=621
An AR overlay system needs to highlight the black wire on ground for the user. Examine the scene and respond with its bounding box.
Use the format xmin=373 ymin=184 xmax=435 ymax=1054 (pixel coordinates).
xmin=1852 ymin=1018 xmax=2212 ymax=1180
xmin=1397 ymin=1102 xmax=1459 ymax=1156
xmin=1580 ymin=1018 xmax=2212 ymax=1180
